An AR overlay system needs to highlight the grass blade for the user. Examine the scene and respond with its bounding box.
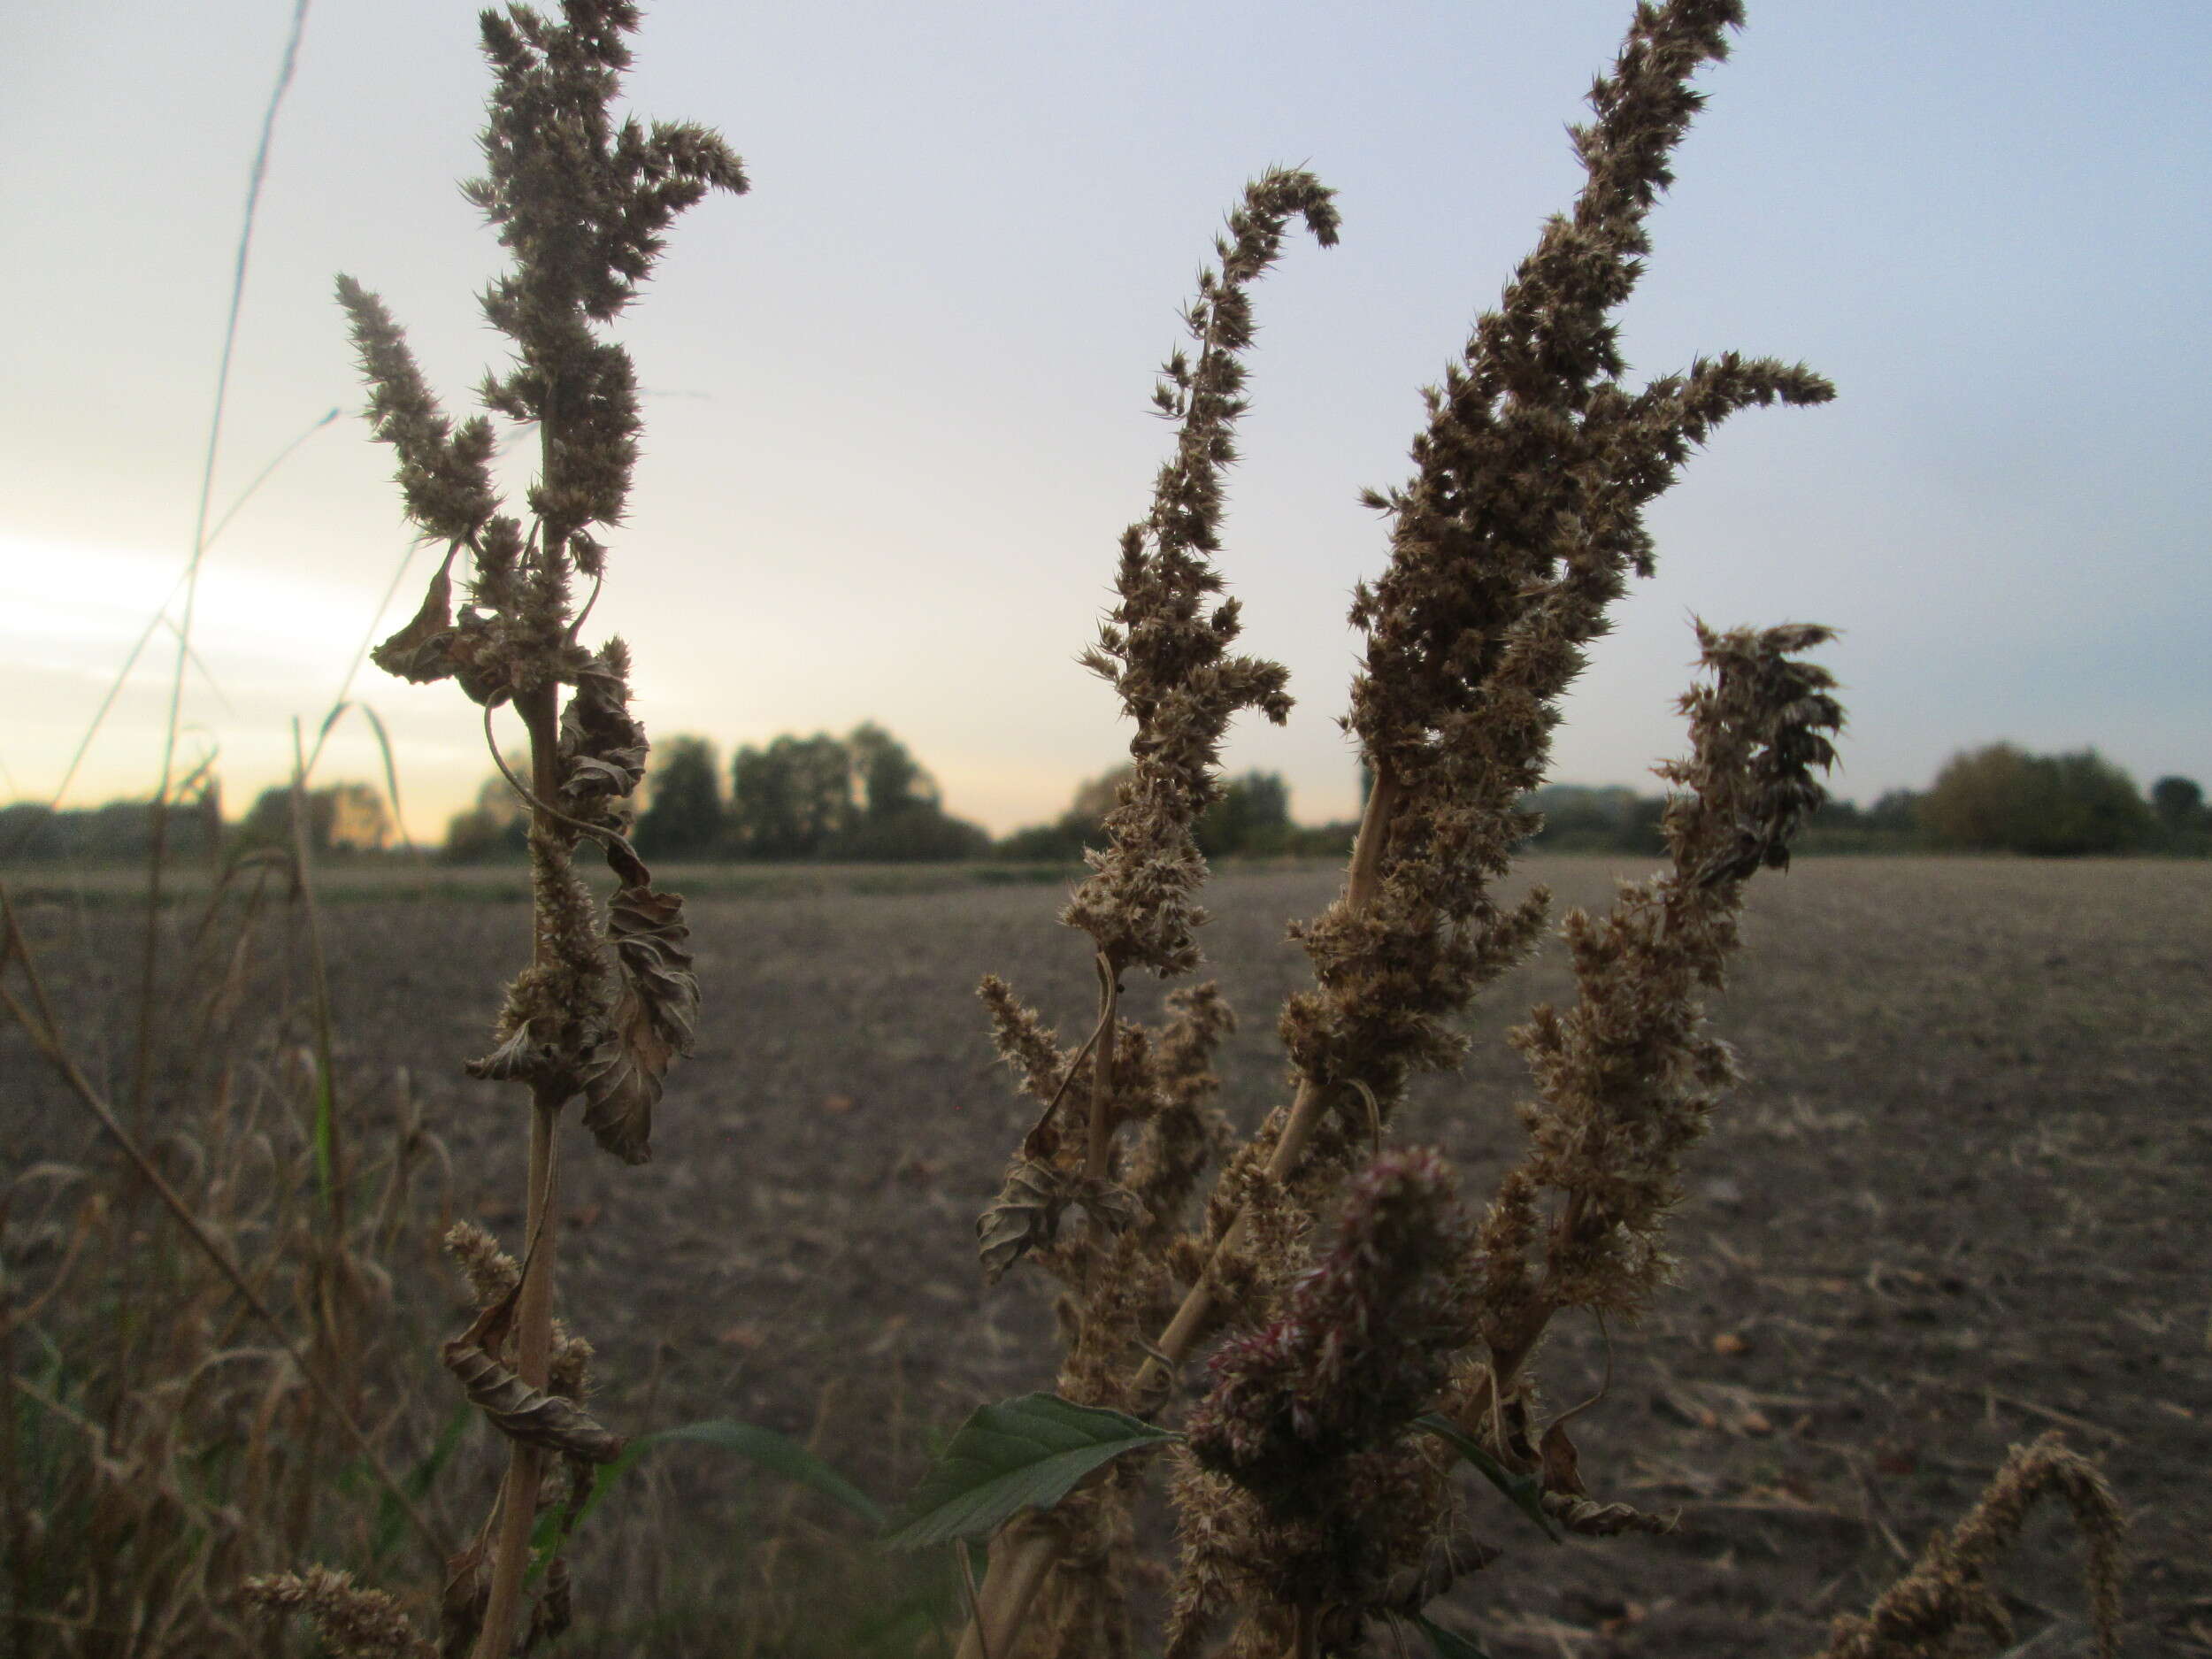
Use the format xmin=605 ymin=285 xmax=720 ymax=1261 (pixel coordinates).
xmin=545 ymin=1415 xmax=885 ymax=1563
xmin=1411 ymin=1611 xmax=1494 ymax=1658
xmin=1414 ymin=1414 xmax=1561 ymax=1543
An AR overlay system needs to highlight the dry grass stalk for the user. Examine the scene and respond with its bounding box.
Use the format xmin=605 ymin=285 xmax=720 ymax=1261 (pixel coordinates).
xmin=2 ymin=871 xmax=449 ymax=1655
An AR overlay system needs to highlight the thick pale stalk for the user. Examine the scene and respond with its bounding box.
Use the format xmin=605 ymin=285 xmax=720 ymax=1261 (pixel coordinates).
xmin=955 ymin=1517 xmax=1062 ymax=1659
xmin=472 ymin=1094 xmax=560 ymax=1658
xmin=471 ymin=685 xmax=568 ymax=1659
xmin=1130 ymin=765 xmax=1402 ymax=1406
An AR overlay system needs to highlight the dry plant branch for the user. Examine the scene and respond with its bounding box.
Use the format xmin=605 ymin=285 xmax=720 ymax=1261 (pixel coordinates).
xmin=1812 ymin=1433 xmax=2125 ymax=1659
xmin=946 ymin=4 xmax=1901 ymax=1655
xmin=280 ymin=1 xmax=743 ymax=1651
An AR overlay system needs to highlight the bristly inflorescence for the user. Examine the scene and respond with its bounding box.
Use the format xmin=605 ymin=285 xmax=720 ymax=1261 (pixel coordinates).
xmin=1472 ymin=623 xmax=1843 ymax=1378
xmin=1060 ymin=166 xmax=1337 ymax=980
xmin=1169 ymin=1150 xmax=1476 ymax=1653
xmin=977 ymin=168 xmax=1335 ymax=1289
xmin=964 ymin=168 xmax=1336 ymax=1659
xmin=1276 ymin=0 xmax=1834 ymax=1177
xmin=338 ymin=0 xmax=743 ymax=1166
xmin=1814 ymin=1432 xmax=2125 ymax=1659
xmin=1167 ymin=625 xmax=1840 ymax=1653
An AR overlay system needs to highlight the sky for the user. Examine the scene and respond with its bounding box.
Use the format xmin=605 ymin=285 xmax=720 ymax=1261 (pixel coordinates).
xmin=2 ymin=0 xmax=2206 ymax=841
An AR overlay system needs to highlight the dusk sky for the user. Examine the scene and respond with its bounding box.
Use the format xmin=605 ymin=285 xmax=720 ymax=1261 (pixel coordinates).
xmin=3 ymin=0 xmax=2205 ymax=840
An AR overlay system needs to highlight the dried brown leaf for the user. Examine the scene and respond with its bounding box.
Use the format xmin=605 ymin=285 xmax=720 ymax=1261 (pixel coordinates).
xmin=978 ymin=1158 xmax=1072 ymax=1286
xmin=1541 ymin=1491 xmax=1676 ymax=1536
xmin=557 ymin=651 xmax=649 ymax=814
xmin=464 ymin=1023 xmax=555 ymax=1085
xmin=438 ymin=1533 xmax=488 ymax=1659
xmin=440 ymin=1292 xmax=626 ymax=1464
xmin=580 ymin=883 xmax=697 ymax=1164
xmin=372 ymin=549 xmax=459 ymax=684
xmin=1539 ymin=1418 xmax=1587 ymax=1498
xmin=1076 ymin=1178 xmax=1144 ymax=1237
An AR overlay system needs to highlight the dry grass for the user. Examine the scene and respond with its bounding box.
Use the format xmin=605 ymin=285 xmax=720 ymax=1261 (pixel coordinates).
xmin=2 ymin=863 xmax=459 ymax=1655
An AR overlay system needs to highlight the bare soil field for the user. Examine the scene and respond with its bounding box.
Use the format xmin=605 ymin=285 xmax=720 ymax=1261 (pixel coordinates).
xmin=11 ymin=855 xmax=2210 ymax=1656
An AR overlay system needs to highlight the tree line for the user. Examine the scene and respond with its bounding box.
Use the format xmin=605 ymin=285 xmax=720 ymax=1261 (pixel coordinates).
xmin=1520 ymin=746 xmax=2209 ymax=858
xmin=0 ymin=780 xmax=395 ymax=865
xmin=6 ymin=740 xmax=2204 ymax=868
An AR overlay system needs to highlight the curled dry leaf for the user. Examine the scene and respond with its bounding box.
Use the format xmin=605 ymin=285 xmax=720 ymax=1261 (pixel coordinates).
xmin=557 ymin=652 xmax=649 ymax=816
xmin=371 ymin=549 xmax=460 ymax=684
xmin=519 ymin=1557 xmax=572 ymax=1656
xmin=440 ymin=1290 xmax=626 ymax=1465
xmin=1537 ymin=1419 xmax=1673 ymax=1535
xmin=978 ymin=1158 xmax=1072 ymax=1286
xmin=438 ymin=1533 xmax=489 ymax=1659
xmin=465 ymin=1022 xmax=558 ymax=1086
xmin=1541 ymin=1492 xmax=1677 ymax=1537
xmin=1076 ymin=1178 xmax=1144 ymax=1237
xmin=580 ymin=882 xmax=698 ymax=1165
xmin=1538 ymin=1419 xmax=1586 ymax=1498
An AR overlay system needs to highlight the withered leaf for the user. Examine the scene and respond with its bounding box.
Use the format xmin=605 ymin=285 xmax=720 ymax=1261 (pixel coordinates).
xmin=1541 ymin=1491 xmax=1677 ymax=1537
xmin=440 ymin=1292 xmax=626 ymax=1465
xmin=520 ymin=1557 xmax=572 ymax=1656
xmin=447 ymin=612 xmax=511 ymax=709
xmin=372 ymin=547 xmax=459 ymax=684
xmin=977 ymin=1158 xmax=1071 ymax=1285
xmin=1075 ymin=1178 xmax=1143 ymax=1237
xmin=580 ymin=883 xmax=697 ymax=1164
xmin=465 ymin=1023 xmax=557 ymax=1085
xmin=1538 ymin=1418 xmax=1587 ymax=1498
xmin=557 ymin=655 xmax=649 ymax=814
xmin=438 ymin=1532 xmax=488 ymax=1659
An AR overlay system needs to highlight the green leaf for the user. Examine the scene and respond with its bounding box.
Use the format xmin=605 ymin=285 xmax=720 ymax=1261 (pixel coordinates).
xmin=884 ymin=1393 xmax=1180 ymax=1552
xmin=1415 ymin=1413 xmax=1562 ymax=1543
xmin=1411 ymin=1611 xmax=1494 ymax=1658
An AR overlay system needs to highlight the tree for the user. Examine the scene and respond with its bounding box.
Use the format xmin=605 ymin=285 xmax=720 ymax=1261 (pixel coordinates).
xmin=443 ymin=766 xmax=529 ymax=862
xmin=242 ymin=781 xmax=393 ymax=855
xmin=847 ymin=722 xmax=937 ymax=820
xmin=996 ymin=764 xmax=1132 ymax=861
xmin=2151 ymin=775 xmax=2205 ymax=833
xmin=1922 ymin=744 xmax=2154 ymax=856
xmin=635 ymin=734 xmax=724 ymax=859
xmin=1195 ymin=771 xmax=1293 ymax=856
xmin=729 ymin=733 xmax=853 ymax=858
xmin=1522 ymin=783 xmax=1665 ymax=853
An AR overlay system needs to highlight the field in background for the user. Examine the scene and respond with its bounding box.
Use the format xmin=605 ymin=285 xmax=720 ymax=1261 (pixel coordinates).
xmin=9 ymin=855 xmax=2209 ymax=1656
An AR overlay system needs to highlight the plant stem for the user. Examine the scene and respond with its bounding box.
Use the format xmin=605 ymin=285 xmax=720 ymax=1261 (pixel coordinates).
xmin=472 ymin=1092 xmax=560 ymax=1659
xmin=1084 ymin=953 xmax=1120 ymax=1182
xmin=1131 ymin=765 xmax=1403 ymax=1405
xmin=471 ymin=681 xmax=568 ymax=1659
xmin=954 ymin=1515 xmax=1061 ymax=1659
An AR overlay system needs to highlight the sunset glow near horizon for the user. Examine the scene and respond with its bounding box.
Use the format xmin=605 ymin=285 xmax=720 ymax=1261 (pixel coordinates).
xmin=3 ymin=0 xmax=2206 ymax=842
